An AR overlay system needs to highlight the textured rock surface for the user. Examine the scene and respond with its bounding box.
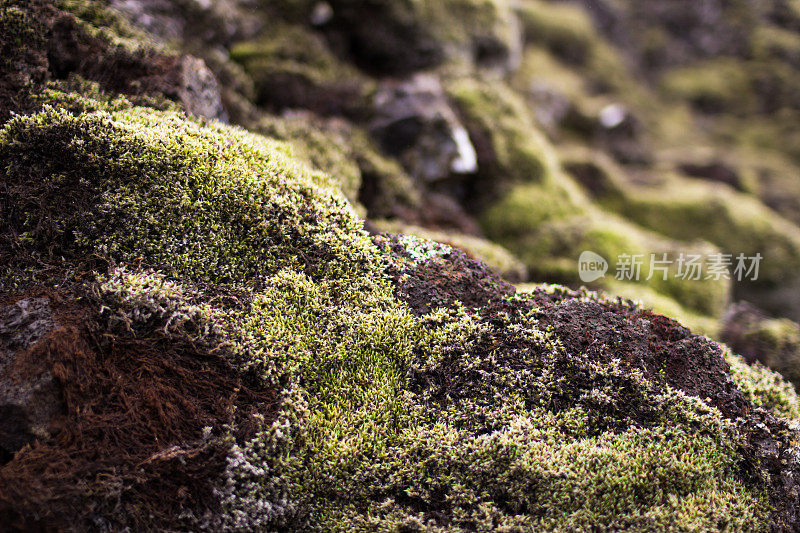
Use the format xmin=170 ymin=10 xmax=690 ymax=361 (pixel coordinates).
xmin=0 ymin=298 xmax=62 ymax=459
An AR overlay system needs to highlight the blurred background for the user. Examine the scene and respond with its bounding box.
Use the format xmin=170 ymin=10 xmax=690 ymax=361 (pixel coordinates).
xmin=55 ymin=0 xmax=800 ymax=383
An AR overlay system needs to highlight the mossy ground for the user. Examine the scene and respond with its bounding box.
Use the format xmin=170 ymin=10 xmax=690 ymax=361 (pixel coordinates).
xmin=3 ymin=92 xmax=796 ymax=530
xmin=4 ymin=0 xmax=800 ymax=530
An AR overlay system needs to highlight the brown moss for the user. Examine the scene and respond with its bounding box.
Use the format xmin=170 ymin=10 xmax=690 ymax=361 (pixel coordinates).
xmin=0 ymin=287 xmax=277 ymax=531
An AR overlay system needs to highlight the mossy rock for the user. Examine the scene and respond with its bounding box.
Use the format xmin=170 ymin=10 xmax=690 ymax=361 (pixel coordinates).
xmin=0 ymin=101 xmax=379 ymax=287
xmin=280 ymin=0 xmax=522 ymax=74
xmin=229 ymin=22 xmax=372 ymax=117
xmin=481 ymin=179 xmax=729 ymax=317
xmin=596 ymin=173 xmax=800 ymax=318
xmin=515 ymin=0 xmax=597 ymax=65
xmin=660 ymin=59 xmax=754 ymax=114
xmin=446 ymin=77 xmax=561 ymax=205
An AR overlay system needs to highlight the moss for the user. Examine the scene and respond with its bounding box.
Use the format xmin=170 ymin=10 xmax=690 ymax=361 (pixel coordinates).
xmin=723 ymin=310 xmax=800 ymax=389
xmin=55 ymin=0 xmax=146 ymax=43
xmin=1 ymin=103 xmax=391 ymax=288
xmin=253 ymin=113 xmax=422 ymax=217
xmin=229 ymin=22 xmax=371 ymax=115
xmin=410 ymin=0 xmax=521 ymax=69
xmin=724 ymin=348 xmax=800 ymax=421
xmin=447 ymin=78 xmax=559 ymax=189
xmin=0 ymin=86 xmax=784 ymax=531
xmin=515 ymin=0 xmax=597 ymax=65
xmin=659 ymin=59 xmax=755 ymax=114
xmin=373 ymin=219 xmax=527 ymax=282
xmin=751 ymin=25 xmax=800 ymax=62
xmin=482 ymin=182 xmax=729 ymax=317
xmin=602 ymin=280 xmax=719 ymax=336
xmin=600 ymin=174 xmax=800 ymax=298
xmin=254 ymin=113 xmax=363 ymax=206
xmin=312 ymin=303 xmax=772 ymax=531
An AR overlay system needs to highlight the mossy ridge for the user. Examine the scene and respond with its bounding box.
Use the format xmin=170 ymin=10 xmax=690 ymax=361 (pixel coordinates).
xmin=305 ymin=299 xmax=772 ymax=531
xmin=0 ymin=103 xmax=381 ymax=288
xmin=598 ymin=173 xmax=800 ymax=290
xmin=229 ymin=21 xmax=372 ymax=116
xmin=482 ymin=185 xmax=729 ymax=317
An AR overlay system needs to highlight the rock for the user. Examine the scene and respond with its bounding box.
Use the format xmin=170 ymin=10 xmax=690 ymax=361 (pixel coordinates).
xmin=0 ymin=298 xmax=63 ymax=459
xmin=111 ymin=0 xmax=260 ymax=47
xmin=370 ymin=74 xmax=477 ymax=183
xmin=175 ymin=55 xmax=228 ymax=122
xmin=721 ymin=301 xmax=800 ymax=387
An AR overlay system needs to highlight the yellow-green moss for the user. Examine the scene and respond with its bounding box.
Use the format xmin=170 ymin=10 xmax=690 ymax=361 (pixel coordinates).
xmin=599 ymin=174 xmax=800 ymax=293
xmin=515 ymin=0 xmax=597 ymax=65
xmin=659 ymin=59 xmax=755 ymax=114
xmin=724 ymin=347 xmax=800 ymax=421
xmin=482 ymin=183 xmax=729 ymax=316
xmin=0 ymin=104 xmax=379 ymax=287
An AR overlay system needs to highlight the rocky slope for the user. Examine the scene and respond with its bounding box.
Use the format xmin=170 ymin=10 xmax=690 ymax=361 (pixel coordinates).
xmin=2 ymin=0 xmax=800 ymax=530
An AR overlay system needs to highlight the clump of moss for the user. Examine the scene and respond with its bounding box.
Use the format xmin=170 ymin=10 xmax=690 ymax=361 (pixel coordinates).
xmin=515 ymin=0 xmax=597 ymax=65
xmin=1 ymin=103 xmax=380 ymax=287
xmin=482 ymin=182 xmax=730 ymax=317
xmin=373 ymin=219 xmax=528 ymax=282
xmin=447 ymin=77 xmax=560 ymax=193
xmin=311 ymin=301 xmax=772 ymax=531
xmin=253 ymin=112 xmax=423 ymax=217
xmin=724 ymin=348 xmax=800 ymax=421
xmin=659 ymin=59 xmax=755 ymax=114
xmin=254 ymin=113 xmax=364 ymax=206
xmin=597 ymin=172 xmax=800 ymax=317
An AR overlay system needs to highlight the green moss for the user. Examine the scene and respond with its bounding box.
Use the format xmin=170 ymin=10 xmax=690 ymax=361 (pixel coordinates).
xmin=314 ymin=303 xmax=771 ymax=531
xmin=726 ymin=314 xmax=800 ymax=388
xmin=1 ymin=105 xmax=389 ymax=286
xmin=515 ymin=0 xmax=597 ymax=65
xmin=254 ymin=113 xmax=363 ymax=206
xmin=724 ymin=348 xmax=800 ymax=421
xmin=230 ymin=24 xmax=347 ymax=84
xmin=482 ymin=182 xmax=729 ymax=316
xmin=751 ymin=25 xmax=800 ymax=62
xmin=413 ymin=0 xmax=521 ymax=68
xmin=1 ymin=90 xmax=779 ymax=531
xmin=603 ymin=280 xmax=719 ymax=336
xmin=659 ymin=59 xmax=755 ymax=114
xmin=229 ymin=22 xmax=371 ymax=112
xmin=600 ymin=174 xmax=800 ymax=295
xmin=253 ymin=113 xmax=422 ymax=216
xmin=55 ymin=0 xmax=145 ymax=43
